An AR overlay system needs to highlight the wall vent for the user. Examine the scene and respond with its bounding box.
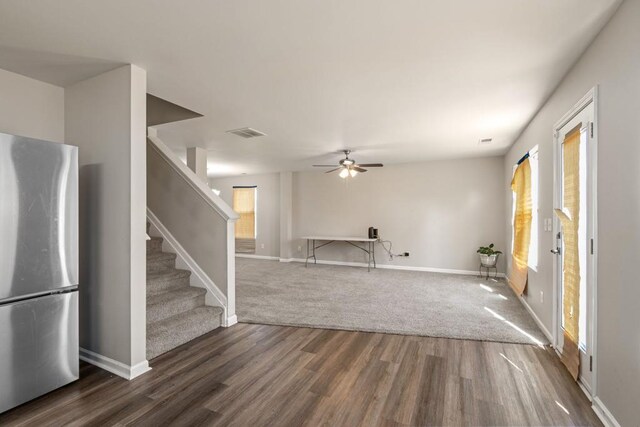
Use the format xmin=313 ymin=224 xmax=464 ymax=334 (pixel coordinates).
xmin=478 ymin=138 xmax=493 ymax=145
xmin=226 ymin=127 xmax=266 ymax=139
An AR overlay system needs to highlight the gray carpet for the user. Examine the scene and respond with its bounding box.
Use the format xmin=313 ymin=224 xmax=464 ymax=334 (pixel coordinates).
xmin=236 ymin=258 xmax=547 ymax=345
xmin=146 ymin=230 xmax=222 ymax=360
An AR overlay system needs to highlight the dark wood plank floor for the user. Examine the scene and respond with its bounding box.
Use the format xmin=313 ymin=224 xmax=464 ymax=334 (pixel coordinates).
xmin=1 ymin=323 xmax=602 ymax=426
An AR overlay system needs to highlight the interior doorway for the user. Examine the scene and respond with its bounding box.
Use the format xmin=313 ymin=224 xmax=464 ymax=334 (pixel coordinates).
xmin=552 ymin=88 xmax=598 ymax=396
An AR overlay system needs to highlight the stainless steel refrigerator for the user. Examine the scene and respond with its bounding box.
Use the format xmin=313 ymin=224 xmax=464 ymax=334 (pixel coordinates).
xmin=0 ymin=132 xmax=79 ymax=413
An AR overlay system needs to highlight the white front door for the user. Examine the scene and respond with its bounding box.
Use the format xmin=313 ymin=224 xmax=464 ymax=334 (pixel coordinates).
xmin=553 ymin=98 xmax=596 ymax=394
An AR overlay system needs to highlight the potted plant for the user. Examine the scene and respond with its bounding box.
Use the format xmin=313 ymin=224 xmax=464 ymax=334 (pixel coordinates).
xmin=477 ymin=243 xmax=502 ymax=267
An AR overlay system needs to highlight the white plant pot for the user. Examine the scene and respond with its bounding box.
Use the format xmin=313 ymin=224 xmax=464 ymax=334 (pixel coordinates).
xmin=479 ymin=254 xmax=498 ymax=267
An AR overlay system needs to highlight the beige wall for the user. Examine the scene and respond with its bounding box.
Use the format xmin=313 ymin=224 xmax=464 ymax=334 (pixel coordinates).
xmin=279 ymin=172 xmax=293 ymax=260
xmin=210 ymin=173 xmax=281 ymax=258
xmin=65 ymin=65 xmax=148 ymax=371
xmin=292 ymin=157 xmax=505 ymax=272
xmin=504 ymin=1 xmax=639 ymax=424
xmin=0 ymin=68 xmax=64 ymax=143
xmin=215 ymin=156 xmax=505 ymax=273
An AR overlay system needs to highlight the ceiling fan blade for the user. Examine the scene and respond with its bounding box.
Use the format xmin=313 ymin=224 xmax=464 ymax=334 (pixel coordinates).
xmin=356 ymin=163 xmax=383 ymax=167
xmin=324 ymin=167 xmax=342 ymax=174
xmin=352 ymin=166 xmax=367 ymax=173
xmin=313 ymin=165 xmax=338 ymax=167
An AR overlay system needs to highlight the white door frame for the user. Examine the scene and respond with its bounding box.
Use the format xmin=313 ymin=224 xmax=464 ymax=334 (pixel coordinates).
xmin=552 ymin=86 xmax=599 ymax=398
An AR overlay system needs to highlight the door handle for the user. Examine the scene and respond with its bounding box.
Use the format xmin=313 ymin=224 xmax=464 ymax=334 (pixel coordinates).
xmin=550 ymin=248 xmax=561 ymax=255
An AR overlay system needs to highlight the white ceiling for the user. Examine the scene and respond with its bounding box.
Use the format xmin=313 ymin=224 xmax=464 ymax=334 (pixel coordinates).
xmin=0 ymin=0 xmax=620 ymax=177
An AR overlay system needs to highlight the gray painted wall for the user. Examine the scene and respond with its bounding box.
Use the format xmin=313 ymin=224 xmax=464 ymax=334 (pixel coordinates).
xmin=186 ymin=147 xmax=208 ymax=183
xmin=149 ymin=143 xmax=231 ymax=297
xmin=65 ymin=65 xmax=148 ymax=368
xmin=210 ymin=173 xmax=282 ymax=258
xmin=0 ymin=68 xmax=64 ymax=143
xmin=504 ymin=1 xmax=639 ymax=424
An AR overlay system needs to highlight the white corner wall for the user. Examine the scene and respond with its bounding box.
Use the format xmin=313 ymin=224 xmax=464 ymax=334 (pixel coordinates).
xmin=504 ymin=1 xmax=639 ymax=424
xmin=0 ymin=68 xmax=64 ymax=143
xmin=65 ymin=65 xmax=149 ymax=378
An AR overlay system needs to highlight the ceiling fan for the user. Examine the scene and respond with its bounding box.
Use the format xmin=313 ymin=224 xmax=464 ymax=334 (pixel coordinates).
xmin=313 ymin=150 xmax=384 ymax=178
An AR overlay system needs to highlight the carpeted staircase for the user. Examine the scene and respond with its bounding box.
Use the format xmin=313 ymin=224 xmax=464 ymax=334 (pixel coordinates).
xmin=146 ymin=224 xmax=223 ymax=360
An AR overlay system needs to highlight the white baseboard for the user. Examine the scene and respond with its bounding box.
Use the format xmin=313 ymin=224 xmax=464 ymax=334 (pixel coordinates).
xmin=147 ymin=209 xmax=229 ymax=323
xmin=235 ymin=254 xmax=280 ymax=261
xmin=278 ymin=258 xmax=293 ymax=263
xmin=223 ymin=314 xmax=238 ymax=327
xmin=592 ymin=397 xmax=622 ymax=427
xmin=516 ymin=295 xmax=554 ymax=342
xmin=285 ymin=257 xmax=505 ymax=277
xmin=577 ymin=379 xmax=593 ymax=402
xmin=129 ymin=360 xmax=152 ymax=379
xmin=80 ymin=347 xmax=151 ymax=380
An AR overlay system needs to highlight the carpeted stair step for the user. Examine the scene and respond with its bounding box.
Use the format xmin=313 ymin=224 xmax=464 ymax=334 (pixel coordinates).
xmin=147 ymin=286 xmax=207 ymax=323
xmin=147 ymin=268 xmax=191 ymax=295
xmin=147 ymin=251 xmax=177 ymax=273
xmin=147 ymin=306 xmax=223 ymax=360
xmin=146 ymin=236 xmax=163 ymax=254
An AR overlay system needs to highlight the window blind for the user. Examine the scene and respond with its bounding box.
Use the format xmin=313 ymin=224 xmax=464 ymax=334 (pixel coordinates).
xmin=558 ymin=126 xmax=582 ymax=380
xmin=233 ymin=187 xmax=256 ymax=239
xmin=509 ymin=157 xmax=532 ymax=295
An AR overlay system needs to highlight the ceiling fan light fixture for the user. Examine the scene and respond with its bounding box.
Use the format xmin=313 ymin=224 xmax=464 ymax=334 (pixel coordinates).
xmin=313 ymin=149 xmax=383 ymax=178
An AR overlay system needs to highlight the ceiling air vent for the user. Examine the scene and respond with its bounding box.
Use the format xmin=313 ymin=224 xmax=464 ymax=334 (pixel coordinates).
xmin=226 ymin=127 xmax=266 ymax=139
xmin=478 ymin=138 xmax=493 ymax=146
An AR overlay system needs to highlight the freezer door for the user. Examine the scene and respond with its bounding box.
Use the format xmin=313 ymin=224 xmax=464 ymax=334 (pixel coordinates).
xmin=0 ymin=133 xmax=78 ymax=300
xmin=0 ymin=291 xmax=79 ymax=413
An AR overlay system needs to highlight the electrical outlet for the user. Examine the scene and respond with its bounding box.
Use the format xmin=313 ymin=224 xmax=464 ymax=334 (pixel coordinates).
xmin=297 ymin=245 xmax=302 ymax=252
xmin=260 ymin=243 xmax=265 ymax=249
xmin=540 ymin=291 xmax=544 ymax=303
